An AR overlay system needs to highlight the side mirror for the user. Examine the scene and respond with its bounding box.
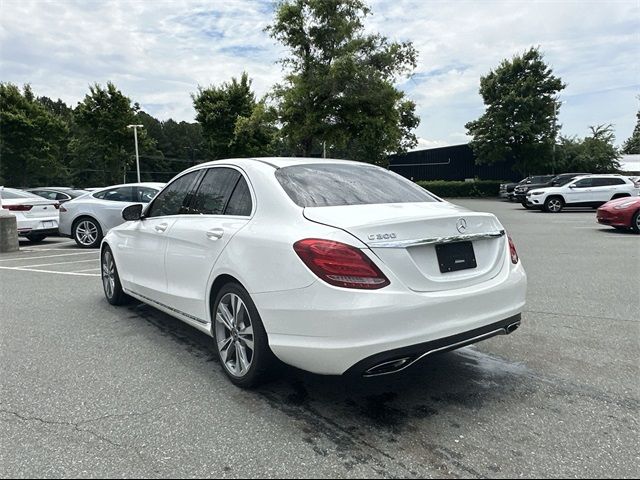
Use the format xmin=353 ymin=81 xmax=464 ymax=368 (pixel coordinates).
xmin=569 ymin=184 xmax=577 ymax=189
xmin=122 ymin=203 xmax=143 ymax=221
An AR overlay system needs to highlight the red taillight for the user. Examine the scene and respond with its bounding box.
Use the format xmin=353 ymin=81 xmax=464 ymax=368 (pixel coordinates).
xmin=59 ymin=205 xmax=67 ymax=213
xmin=293 ymin=238 xmax=390 ymax=290
xmin=2 ymin=204 xmax=33 ymax=211
xmin=508 ymin=235 xmax=519 ymax=264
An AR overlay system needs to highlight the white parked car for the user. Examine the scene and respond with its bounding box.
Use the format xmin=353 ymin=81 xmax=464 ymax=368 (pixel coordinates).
xmin=59 ymin=182 xmax=163 ymax=248
xmin=526 ymin=174 xmax=640 ymax=212
xmin=101 ymin=158 xmax=527 ymax=387
xmin=0 ymin=187 xmax=60 ymax=242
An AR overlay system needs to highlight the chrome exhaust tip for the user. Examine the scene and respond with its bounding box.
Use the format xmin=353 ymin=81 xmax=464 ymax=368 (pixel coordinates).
xmin=364 ymin=357 xmax=414 ymax=377
xmin=506 ymin=322 xmax=521 ymax=334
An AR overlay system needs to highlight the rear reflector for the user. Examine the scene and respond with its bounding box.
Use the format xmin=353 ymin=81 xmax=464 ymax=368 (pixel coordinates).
xmin=508 ymin=235 xmax=519 ymax=264
xmin=293 ymin=238 xmax=390 ymax=289
xmin=2 ymin=204 xmax=33 ymax=211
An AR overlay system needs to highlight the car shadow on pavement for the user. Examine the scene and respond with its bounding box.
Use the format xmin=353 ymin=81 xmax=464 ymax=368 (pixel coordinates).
xmin=124 ymin=300 xmax=536 ymax=467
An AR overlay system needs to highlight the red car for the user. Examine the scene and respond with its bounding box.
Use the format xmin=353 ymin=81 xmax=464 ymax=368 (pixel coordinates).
xmin=597 ymin=196 xmax=640 ymax=233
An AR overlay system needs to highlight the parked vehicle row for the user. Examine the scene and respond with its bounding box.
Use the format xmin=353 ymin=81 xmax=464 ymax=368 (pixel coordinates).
xmin=1 ymin=183 xmax=164 ymax=244
xmin=525 ymin=174 xmax=639 ymax=212
xmin=499 ymin=175 xmax=555 ymax=201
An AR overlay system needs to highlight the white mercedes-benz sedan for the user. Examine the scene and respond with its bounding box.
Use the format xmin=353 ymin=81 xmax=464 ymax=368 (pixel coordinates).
xmin=101 ymin=158 xmax=527 ymax=387
xmin=59 ymin=182 xmax=164 ymax=248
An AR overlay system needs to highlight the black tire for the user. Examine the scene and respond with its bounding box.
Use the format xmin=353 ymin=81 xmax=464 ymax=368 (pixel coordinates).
xmin=521 ymin=202 xmax=532 ymax=210
xmin=632 ymin=210 xmax=640 ymax=234
xmin=543 ymin=196 xmax=564 ymax=213
xmin=26 ymin=234 xmax=46 ymax=243
xmin=212 ymin=282 xmax=274 ymax=388
xmin=101 ymin=245 xmax=130 ymax=306
xmin=73 ymin=217 xmax=103 ymax=248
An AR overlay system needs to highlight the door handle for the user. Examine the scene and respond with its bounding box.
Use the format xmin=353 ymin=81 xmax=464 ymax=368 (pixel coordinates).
xmin=206 ymin=228 xmax=224 ymax=240
xmin=155 ymin=223 xmax=168 ymax=233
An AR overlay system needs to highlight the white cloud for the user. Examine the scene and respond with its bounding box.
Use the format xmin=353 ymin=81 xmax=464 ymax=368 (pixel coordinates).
xmin=1 ymin=0 xmax=638 ymax=147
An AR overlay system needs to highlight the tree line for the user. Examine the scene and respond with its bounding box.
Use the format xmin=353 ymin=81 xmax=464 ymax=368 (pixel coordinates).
xmin=1 ymin=0 xmax=638 ymax=188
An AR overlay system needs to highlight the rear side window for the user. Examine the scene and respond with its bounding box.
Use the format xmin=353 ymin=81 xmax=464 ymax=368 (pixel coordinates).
xmin=190 ymin=168 xmax=241 ymax=215
xmin=602 ymin=178 xmax=626 ymax=186
xmin=275 ymin=163 xmax=437 ymax=208
xmin=94 ymin=187 xmax=135 ymax=202
xmin=1 ymin=189 xmax=39 ymax=199
xmin=225 ymin=176 xmax=253 ymax=216
xmin=146 ymin=171 xmax=201 ymax=217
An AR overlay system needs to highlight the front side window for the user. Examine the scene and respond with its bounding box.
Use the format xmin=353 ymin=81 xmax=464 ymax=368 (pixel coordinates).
xmin=275 ymin=163 xmax=438 ymax=208
xmin=137 ymin=187 xmax=159 ymax=203
xmin=190 ymin=168 xmax=241 ymax=215
xmin=572 ymin=179 xmax=593 ymax=189
xmin=146 ymin=171 xmax=201 ymax=218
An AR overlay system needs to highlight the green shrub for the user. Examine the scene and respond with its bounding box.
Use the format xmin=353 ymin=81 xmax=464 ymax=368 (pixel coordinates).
xmin=416 ymin=180 xmax=505 ymax=198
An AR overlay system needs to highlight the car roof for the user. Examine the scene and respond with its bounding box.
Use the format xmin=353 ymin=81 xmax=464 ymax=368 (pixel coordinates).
xmin=195 ymin=157 xmax=369 ymax=170
xmin=94 ymin=182 xmax=165 ymax=191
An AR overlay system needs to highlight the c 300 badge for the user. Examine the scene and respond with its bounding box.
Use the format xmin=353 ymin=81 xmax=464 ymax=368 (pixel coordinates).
xmin=368 ymin=232 xmax=397 ymax=241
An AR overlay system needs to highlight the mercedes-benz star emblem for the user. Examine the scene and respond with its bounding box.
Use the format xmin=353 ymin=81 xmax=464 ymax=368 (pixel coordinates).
xmin=456 ymin=218 xmax=468 ymax=233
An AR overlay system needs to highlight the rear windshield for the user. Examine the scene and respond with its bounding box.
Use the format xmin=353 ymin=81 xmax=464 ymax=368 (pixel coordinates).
xmin=69 ymin=189 xmax=90 ymax=197
xmin=275 ymin=163 xmax=438 ymax=207
xmin=0 ymin=189 xmax=39 ymax=199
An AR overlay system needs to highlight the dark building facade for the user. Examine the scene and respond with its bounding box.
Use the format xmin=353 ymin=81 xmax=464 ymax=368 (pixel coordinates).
xmin=388 ymin=144 xmax=521 ymax=182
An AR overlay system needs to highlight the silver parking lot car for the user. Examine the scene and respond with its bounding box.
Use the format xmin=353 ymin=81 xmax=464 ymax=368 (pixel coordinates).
xmin=59 ymin=182 xmax=164 ymax=248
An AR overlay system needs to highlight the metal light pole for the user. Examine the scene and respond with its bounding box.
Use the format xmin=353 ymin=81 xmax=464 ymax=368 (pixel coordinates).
xmin=127 ymin=124 xmax=144 ymax=183
xmin=552 ymin=99 xmax=563 ymax=175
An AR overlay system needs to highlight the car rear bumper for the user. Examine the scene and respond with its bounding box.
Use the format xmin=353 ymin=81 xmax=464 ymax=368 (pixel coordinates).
xmin=253 ymin=261 xmax=527 ymax=376
xmin=16 ymin=218 xmax=59 ymax=236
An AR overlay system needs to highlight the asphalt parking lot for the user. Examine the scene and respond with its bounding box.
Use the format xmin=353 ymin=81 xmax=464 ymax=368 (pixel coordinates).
xmin=1 ymin=199 xmax=638 ymax=478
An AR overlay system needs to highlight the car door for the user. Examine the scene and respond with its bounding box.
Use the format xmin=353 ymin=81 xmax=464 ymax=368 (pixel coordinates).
xmin=163 ymin=166 xmax=254 ymax=324
xmin=116 ymin=171 xmax=203 ymax=300
xmin=565 ymin=178 xmax=593 ymax=205
xmin=588 ymin=177 xmax=614 ymax=205
xmin=93 ymin=186 xmax=138 ymax=232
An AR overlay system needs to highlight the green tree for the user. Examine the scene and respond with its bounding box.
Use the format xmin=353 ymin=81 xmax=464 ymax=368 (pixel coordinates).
xmin=466 ymin=47 xmax=566 ymax=175
xmin=193 ymin=72 xmax=274 ymax=159
xmin=70 ymin=83 xmax=158 ymax=186
xmin=0 ymin=83 xmax=69 ymax=186
xmin=621 ymin=106 xmax=640 ymax=154
xmin=268 ymin=0 xmax=419 ymax=163
xmin=558 ymin=124 xmax=621 ymax=173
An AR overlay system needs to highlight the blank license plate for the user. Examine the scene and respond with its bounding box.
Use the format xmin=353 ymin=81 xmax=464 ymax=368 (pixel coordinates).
xmin=42 ymin=221 xmax=56 ymax=228
xmin=435 ymin=241 xmax=477 ymax=273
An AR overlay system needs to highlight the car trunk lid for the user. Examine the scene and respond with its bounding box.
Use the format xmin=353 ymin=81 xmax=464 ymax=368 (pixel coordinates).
xmin=303 ymin=202 xmax=507 ymax=292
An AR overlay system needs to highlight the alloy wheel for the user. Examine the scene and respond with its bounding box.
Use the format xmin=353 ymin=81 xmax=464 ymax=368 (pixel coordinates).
xmin=76 ymin=220 xmax=98 ymax=246
xmin=215 ymin=293 xmax=255 ymax=378
xmin=548 ymin=199 xmax=562 ymax=213
xmin=102 ymin=250 xmax=115 ymax=299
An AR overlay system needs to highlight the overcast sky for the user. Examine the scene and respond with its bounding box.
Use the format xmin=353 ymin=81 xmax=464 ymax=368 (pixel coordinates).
xmin=1 ymin=0 xmax=638 ymax=148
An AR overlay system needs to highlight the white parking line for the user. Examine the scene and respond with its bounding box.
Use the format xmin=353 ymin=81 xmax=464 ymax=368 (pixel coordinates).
xmin=13 ymin=258 xmax=99 ymax=269
xmin=75 ymin=267 xmax=101 ymax=272
xmin=0 ymin=265 xmax=100 ymax=277
xmin=0 ymin=251 xmax=98 ymax=262
xmin=24 ymin=240 xmax=76 ymax=249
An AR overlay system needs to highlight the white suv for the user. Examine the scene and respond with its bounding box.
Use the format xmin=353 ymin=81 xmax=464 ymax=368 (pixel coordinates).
xmin=526 ymin=175 xmax=640 ymax=213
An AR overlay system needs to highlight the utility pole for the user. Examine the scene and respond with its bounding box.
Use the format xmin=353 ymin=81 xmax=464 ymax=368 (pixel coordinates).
xmin=552 ymin=99 xmax=563 ymax=175
xmin=127 ymin=124 xmax=144 ymax=183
